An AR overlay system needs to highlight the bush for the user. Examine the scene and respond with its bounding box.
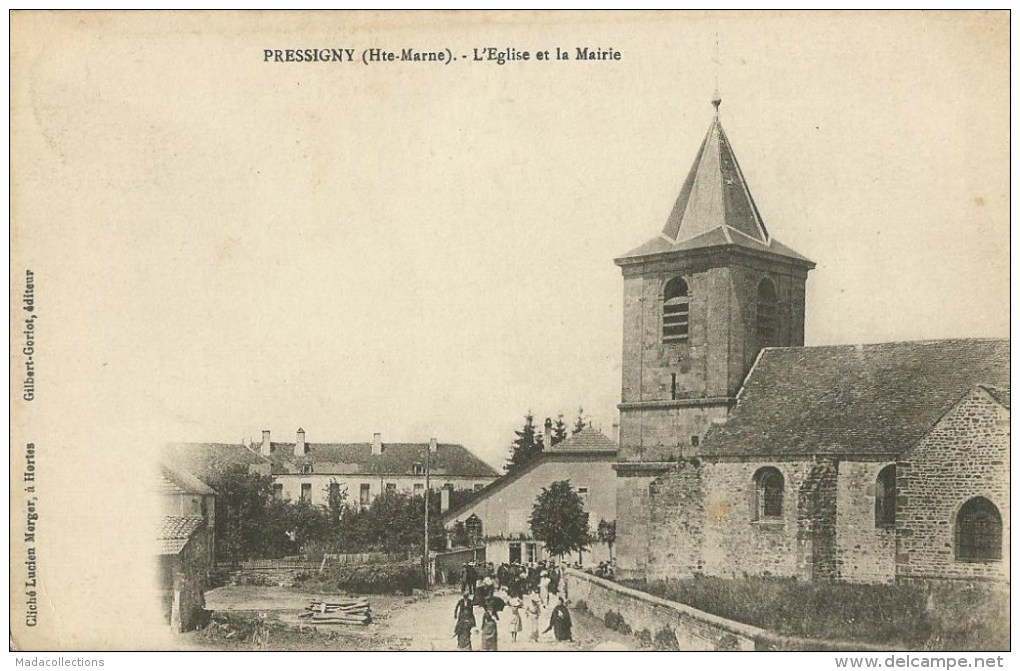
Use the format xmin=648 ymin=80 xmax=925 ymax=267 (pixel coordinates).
xmin=634 ymin=628 xmax=652 ymax=647
xmin=653 ymin=626 xmax=680 ymax=650
xmin=716 ymin=633 xmax=740 ymax=651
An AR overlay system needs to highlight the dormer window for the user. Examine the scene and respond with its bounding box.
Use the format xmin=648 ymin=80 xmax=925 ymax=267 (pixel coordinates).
xmin=301 ymin=463 xmax=313 ymax=474
xmin=663 ymin=277 xmax=690 ymax=343
xmin=412 ymin=463 xmax=425 ymax=476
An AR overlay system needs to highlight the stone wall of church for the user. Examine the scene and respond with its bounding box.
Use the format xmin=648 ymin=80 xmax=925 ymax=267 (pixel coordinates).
xmin=640 ymin=459 xmax=819 ymax=581
xmin=835 ymin=461 xmax=897 ymax=583
xmin=896 ymin=389 xmax=1010 ymax=583
xmin=613 ymin=468 xmax=660 ymax=580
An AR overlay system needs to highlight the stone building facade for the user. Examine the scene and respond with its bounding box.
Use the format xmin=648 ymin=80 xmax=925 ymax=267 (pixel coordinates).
xmin=613 ymin=100 xmax=1010 ymax=586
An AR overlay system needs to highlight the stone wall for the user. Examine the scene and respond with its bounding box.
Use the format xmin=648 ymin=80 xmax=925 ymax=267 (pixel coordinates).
xmin=897 ymin=388 xmax=1010 ymax=583
xmin=835 ymin=461 xmax=897 ymax=583
xmin=613 ymin=465 xmax=663 ymax=580
xmin=566 ymin=568 xmax=761 ymax=650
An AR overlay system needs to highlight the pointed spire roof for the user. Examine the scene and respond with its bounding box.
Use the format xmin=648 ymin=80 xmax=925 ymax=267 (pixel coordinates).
xmin=618 ymin=99 xmax=813 ymax=268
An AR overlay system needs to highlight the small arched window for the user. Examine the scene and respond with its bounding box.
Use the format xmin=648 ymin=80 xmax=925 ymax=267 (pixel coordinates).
xmin=955 ymin=497 xmax=1002 ymax=562
xmin=875 ymin=465 xmax=896 ymax=528
xmin=754 ymin=467 xmax=784 ymax=520
xmin=465 ymin=514 xmax=484 ymax=544
xmin=757 ymin=279 xmax=778 ymax=347
xmin=662 ymin=277 xmax=690 ymax=343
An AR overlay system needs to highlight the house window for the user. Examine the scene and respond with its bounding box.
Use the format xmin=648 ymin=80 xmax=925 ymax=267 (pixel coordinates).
xmin=359 ymin=483 xmax=371 ymax=506
xmin=757 ymin=278 xmax=778 ymax=347
xmin=300 ymin=483 xmax=312 ymax=503
xmin=413 ymin=463 xmax=425 ymax=476
xmin=465 ymin=514 xmax=483 ymax=544
xmin=272 ymin=483 xmax=283 ymax=500
xmin=526 ymin=542 xmax=539 ymax=563
xmin=753 ymin=466 xmax=784 ymax=520
xmin=386 ymin=483 xmax=397 ymax=494
xmin=413 ymin=483 xmax=424 ymax=497
xmin=955 ymin=497 xmax=1002 ymax=562
xmin=577 ymin=487 xmax=589 ymax=510
xmin=875 ymin=465 xmax=896 ymax=528
xmin=509 ymin=542 xmax=522 ymax=564
xmin=662 ymin=277 xmax=690 ymax=343
xmin=301 ymin=462 xmax=313 ymax=474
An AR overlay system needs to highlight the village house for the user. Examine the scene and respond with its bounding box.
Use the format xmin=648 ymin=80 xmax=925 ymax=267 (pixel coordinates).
xmin=166 ymin=429 xmax=499 ymax=509
xmin=156 ymin=464 xmax=217 ymax=631
xmin=612 ymin=98 xmax=1009 ymax=585
xmin=442 ymin=426 xmax=619 ymax=565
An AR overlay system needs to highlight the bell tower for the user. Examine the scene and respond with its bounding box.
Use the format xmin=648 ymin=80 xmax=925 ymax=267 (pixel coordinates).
xmin=614 ymin=99 xmax=815 ymax=463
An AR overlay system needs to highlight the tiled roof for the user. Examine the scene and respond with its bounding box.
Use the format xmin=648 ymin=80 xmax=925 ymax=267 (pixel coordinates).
xmin=441 ymin=429 xmax=617 ymax=525
xmin=702 ymin=338 xmax=1010 ymax=458
xmin=547 ymin=426 xmax=618 ymax=453
xmin=266 ymin=442 xmax=500 ymax=478
xmin=163 ymin=442 xmax=269 ymax=480
xmin=981 ymin=385 xmax=1010 ymax=409
xmin=157 ymin=463 xmax=215 ymax=496
xmin=156 ymin=515 xmax=204 ymax=555
xmin=616 ymin=106 xmax=813 ymax=267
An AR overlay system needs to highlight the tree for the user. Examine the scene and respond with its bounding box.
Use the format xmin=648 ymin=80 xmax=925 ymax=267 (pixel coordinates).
xmin=597 ymin=518 xmax=617 ymax=562
xmin=551 ymin=414 xmax=569 ymax=446
xmin=506 ymin=412 xmax=543 ymax=473
xmin=202 ymin=462 xmax=276 ymax=564
xmin=529 ymin=480 xmax=590 ymax=560
xmin=572 ymin=407 xmax=587 ymax=435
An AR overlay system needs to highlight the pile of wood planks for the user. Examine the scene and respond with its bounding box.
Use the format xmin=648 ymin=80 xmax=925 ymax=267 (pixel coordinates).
xmin=298 ymin=599 xmax=372 ymax=625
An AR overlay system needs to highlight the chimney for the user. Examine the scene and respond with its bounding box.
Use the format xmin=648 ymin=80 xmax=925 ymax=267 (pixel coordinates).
xmin=440 ymin=487 xmax=450 ymax=513
xmin=260 ymin=429 xmax=272 ymax=456
xmin=429 ymin=437 xmax=438 ymax=453
xmin=544 ymin=417 xmax=553 ymax=448
xmin=295 ymin=428 xmax=306 ymax=457
xmin=612 ymin=420 xmax=620 ymax=444
xmin=372 ymin=432 xmax=383 ymax=455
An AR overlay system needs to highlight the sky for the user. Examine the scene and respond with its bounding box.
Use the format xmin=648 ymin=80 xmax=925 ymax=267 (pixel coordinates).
xmin=8 ymin=10 xmax=1010 ymax=649
xmin=13 ymin=11 xmax=1009 ymax=471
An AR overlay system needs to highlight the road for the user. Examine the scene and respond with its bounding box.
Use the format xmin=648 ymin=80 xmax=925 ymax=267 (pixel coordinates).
xmin=385 ymin=590 xmax=634 ymax=651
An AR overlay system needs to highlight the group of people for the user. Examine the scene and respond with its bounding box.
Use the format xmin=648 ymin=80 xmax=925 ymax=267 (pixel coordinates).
xmin=453 ymin=560 xmax=573 ymax=651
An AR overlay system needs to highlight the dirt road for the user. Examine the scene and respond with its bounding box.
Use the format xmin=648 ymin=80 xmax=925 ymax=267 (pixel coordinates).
xmin=385 ymin=590 xmax=634 ymax=651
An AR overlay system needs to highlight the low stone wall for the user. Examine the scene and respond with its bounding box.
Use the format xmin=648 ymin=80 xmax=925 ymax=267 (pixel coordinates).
xmin=566 ymin=568 xmax=762 ymax=651
xmin=565 ymin=569 xmax=898 ymax=652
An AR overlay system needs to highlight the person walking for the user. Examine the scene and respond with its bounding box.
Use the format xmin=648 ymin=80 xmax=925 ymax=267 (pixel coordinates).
xmin=453 ymin=592 xmax=477 ymax=651
xmin=507 ymin=596 xmax=523 ymax=642
xmin=544 ymin=595 xmax=573 ymax=642
xmin=539 ymin=571 xmax=551 ymax=607
xmin=480 ymin=607 xmax=499 ymax=651
xmin=525 ymin=589 xmax=542 ymax=642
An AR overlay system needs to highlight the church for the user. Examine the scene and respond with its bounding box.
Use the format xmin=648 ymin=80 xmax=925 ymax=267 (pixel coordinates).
xmin=612 ymin=97 xmax=1009 ymax=586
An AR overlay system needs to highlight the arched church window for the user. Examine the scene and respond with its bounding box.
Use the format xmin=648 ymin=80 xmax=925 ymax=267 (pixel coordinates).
xmin=663 ymin=277 xmax=690 ymax=343
xmin=753 ymin=466 xmax=784 ymax=520
xmin=955 ymin=497 xmax=1002 ymax=562
xmin=757 ymin=278 xmax=778 ymax=347
xmin=875 ymin=465 xmax=897 ymax=528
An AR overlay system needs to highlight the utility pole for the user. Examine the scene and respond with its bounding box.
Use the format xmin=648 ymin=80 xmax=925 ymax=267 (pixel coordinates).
xmin=423 ymin=437 xmax=434 ymax=590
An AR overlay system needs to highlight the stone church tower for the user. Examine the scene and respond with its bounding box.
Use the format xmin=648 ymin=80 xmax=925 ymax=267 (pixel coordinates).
xmin=613 ymin=99 xmax=815 ymax=578
xmin=615 ymin=99 xmax=815 ymax=463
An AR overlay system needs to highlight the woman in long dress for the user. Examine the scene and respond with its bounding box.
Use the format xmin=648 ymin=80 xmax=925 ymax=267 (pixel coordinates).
xmin=480 ymin=608 xmax=499 ymax=651
xmin=544 ymin=596 xmax=573 ymax=642
xmin=453 ymin=593 xmax=476 ymax=651
xmin=507 ymin=597 xmax=523 ymax=642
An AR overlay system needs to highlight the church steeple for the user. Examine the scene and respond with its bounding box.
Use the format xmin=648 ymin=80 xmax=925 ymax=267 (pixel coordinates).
xmin=661 ymin=99 xmax=770 ymax=246
xmin=617 ymin=102 xmax=811 ymax=265
xmin=613 ymin=99 xmax=814 ymax=463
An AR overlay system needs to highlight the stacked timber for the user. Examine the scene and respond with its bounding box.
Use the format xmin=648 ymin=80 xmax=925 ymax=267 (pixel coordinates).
xmin=298 ymin=599 xmax=372 ymax=625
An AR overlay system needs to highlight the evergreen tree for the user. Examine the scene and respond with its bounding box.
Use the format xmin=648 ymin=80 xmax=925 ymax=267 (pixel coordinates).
xmin=529 ymin=480 xmax=590 ymax=559
xmin=572 ymin=407 xmax=587 ymax=434
xmin=506 ymin=412 xmax=543 ymax=473
xmin=552 ymin=413 xmax=569 ymax=446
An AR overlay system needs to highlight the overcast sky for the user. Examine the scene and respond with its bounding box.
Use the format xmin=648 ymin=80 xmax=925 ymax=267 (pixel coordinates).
xmin=15 ymin=11 xmax=1009 ymax=474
